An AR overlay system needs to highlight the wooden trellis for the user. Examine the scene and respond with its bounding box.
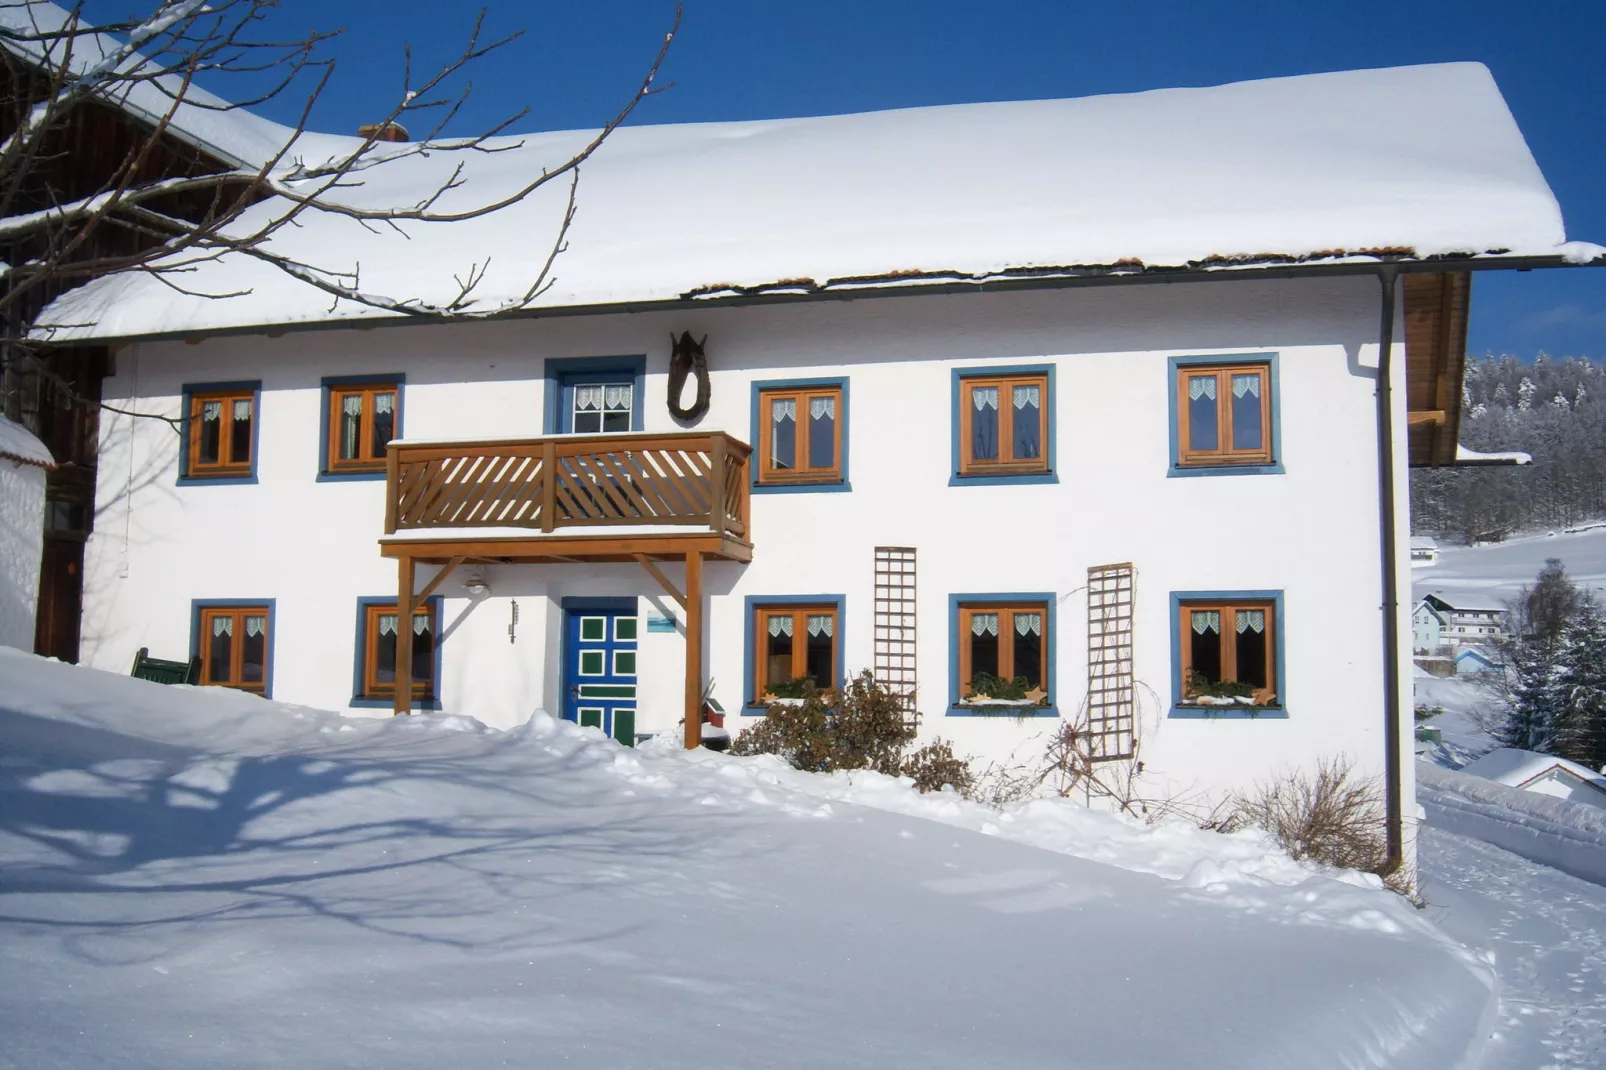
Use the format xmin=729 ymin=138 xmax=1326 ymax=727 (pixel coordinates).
xmin=873 ymin=547 xmax=919 ymax=726
xmin=1086 ymin=562 xmax=1136 ymax=761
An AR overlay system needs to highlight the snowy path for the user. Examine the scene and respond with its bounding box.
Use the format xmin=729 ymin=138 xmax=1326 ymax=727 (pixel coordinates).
xmin=1419 ymin=827 xmax=1606 ymax=1069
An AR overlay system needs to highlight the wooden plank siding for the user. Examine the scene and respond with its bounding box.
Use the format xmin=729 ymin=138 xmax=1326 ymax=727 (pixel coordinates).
xmin=1403 ymin=272 xmax=1471 ymax=468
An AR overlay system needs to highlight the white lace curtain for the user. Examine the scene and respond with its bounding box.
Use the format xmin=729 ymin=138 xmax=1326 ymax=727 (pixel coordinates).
xmin=809 ymin=397 xmax=835 ymax=421
xmin=1012 ymin=385 xmax=1040 ymax=410
xmin=212 ymin=616 xmax=231 ymax=637
xmin=972 ymin=386 xmax=999 ymax=411
xmin=1188 ymin=376 xmax=1216 ymax=402
xmin=771 ymin=398 xmax=797 ymax=423
xmin=1014 ymin=612 xmax=1042 ymax=636
xmin=768 ymin=615 xmax=793 ymax=637
xmin=807 ymin=614 xmax=833 ymax=638
xmin=971 ymin=612 xmax=999 ymax=636
xmin=1191 ymin=610 xmax=1221 ymax=634
xmin=202 ymin=400 xmax=221 ymax=422
xmin=378 ymin=613 xmax=432 ymax=636
xmin=575 ymin=384 xmax=632 ymax=412
xmin=211 ymin=616 xmax=264 ymax=638
xmin=1236 ymin=609 xmax=1266 ymax=634
xmin=1232 ymin=374 xmax=1260 ymax=399
xmin=375 ymin=393 xmax=394 ymax=415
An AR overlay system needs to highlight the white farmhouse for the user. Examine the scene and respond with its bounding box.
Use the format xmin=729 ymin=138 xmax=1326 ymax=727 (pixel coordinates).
xmin=1411 ymin=599 xmax=1448 ymax=656
xmin=1408 ymin=536 xmax=1439 ymax=566
xmin=21 ymin=49 xmax=1606 ymax=873
xmin=0 ymin=415 xmax=55 ymax=650
xmin=1422 ymin=591 xmax=1507 ymax=649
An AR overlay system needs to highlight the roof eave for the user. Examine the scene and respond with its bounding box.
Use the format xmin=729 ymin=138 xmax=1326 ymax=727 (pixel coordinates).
xmin=38 ymin=250 xmax=1606 ymax=349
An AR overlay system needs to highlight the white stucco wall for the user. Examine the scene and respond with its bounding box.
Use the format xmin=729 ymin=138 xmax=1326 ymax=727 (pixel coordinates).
xmin=81 ymin=274 xmax=1413 ymax=812
xmin=0 ymin=458 xmax=47 ymax=650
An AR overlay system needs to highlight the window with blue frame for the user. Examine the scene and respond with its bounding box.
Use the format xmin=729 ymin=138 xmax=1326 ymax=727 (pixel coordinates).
xmin=355 ymin=599 xmax=438 ymax=705
xmin=324 ymin=379 xmax=399 ymax=474
xmin=757 ymin=383 xmax=843 ymax=485
xmin=1174 ymin=595 xmax=1282 ymax=712
xmin=954 ymin=370 xmax=1051 ymax=480
xmin=182 ymin=383 xmax=258 ymax=480
xmin=1174 ymin=360 xmax=1274 ymax=469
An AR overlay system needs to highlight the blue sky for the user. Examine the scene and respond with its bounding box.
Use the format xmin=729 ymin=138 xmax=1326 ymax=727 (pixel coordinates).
xmin=106 ymin=0 xmax=1606 ymax=358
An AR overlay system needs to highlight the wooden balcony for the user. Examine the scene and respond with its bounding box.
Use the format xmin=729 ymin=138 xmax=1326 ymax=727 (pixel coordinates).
xmin=378 ymin=431 xmax=753 ymax=739
xmin=378 ymin=430 xmax=753 ymax=564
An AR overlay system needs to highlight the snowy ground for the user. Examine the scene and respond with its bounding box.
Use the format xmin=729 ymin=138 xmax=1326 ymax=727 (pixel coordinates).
xmin=1416 ymin=526 xmax=1606 ymax=607
xmin=0 ymin=649 xmax=1496 ymax=1070
xmin=1410 ymin=529 xmax=1606 ymax=1069
xmin=1420 ymin=827 xmax=1606 ymax=1070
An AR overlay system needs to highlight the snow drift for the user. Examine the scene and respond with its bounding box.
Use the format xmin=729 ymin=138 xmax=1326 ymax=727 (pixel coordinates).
xmin=1418 ymin=761 xmax=1606 ymax=886
xmin=0 ymin=648 xmax=1497 ymax=1069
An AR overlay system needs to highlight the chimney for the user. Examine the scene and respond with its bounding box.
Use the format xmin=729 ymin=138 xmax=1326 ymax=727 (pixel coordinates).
xmin=357 ymin=122 xmax=410 ymax=143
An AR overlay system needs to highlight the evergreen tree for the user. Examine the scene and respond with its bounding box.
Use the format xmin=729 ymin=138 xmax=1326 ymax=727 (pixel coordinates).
xmin=1555 ymin=598 xmax=1606 ymax=770
xmin=1494 ymin=639 xmax=1563 ymax=752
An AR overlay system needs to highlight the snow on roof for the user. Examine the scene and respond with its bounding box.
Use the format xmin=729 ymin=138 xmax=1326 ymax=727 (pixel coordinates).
xmin=0 ymin=1 xmax=293 ymax=168
xmin=1426 ymin=589 xmax=1507 ymax=613
xmin=1455 ymin=444 xmax=1534 ymax=465
xmin=31 ymin=60 xmax=1604 ymax=343
xmin=1462 ymin=748 xmax=1606 ymax=793
xmin=0 ymin=413 xmax=55 ymax=468
xmin=1410 ymin=536 xmax=1439 ymax=550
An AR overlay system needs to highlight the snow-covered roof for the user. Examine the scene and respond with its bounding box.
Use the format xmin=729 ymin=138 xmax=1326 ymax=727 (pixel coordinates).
xmin=1425 ymin=590 xmax=1506 ymax=613
xmin=31 ymin=60 xmax=1605 ymax=343
xmin=1462 ymin=748 xmax=1606 ymax=794
xmin=1455 ymin=445 xmax=1534 ymax=466
xmin=1453 ymin=646 xmax=1498 ymax=665
xmin=1410 ymin=536 xmax=1439 ymax=550
xmin=0 ymin=1 xmax=292 ymax=168
xmin=0 ymin=414 xmax=55 ymax=469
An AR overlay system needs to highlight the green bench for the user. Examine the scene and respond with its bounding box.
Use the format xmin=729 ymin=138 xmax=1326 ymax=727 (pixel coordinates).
xmin=130 ymin=647 xmax=201 ymax=686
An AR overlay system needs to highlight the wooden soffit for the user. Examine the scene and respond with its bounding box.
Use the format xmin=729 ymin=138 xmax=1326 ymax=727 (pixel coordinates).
xmin=1403 ymin=271 xmax=1470 ymax=468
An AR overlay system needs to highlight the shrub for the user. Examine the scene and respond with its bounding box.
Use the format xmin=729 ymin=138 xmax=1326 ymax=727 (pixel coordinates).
xmin=1212 ymin=758 xmax=1412 ymax=896
xmin=901 ymin=739 xmax=976 ymax=795
xmin=729 ymin=671 xmax=915 ymax=775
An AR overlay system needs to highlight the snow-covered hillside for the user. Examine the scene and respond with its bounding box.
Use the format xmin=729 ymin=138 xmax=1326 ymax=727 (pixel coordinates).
xmin=1416 ymin=526 xmax=1606 ymax=606
xmin=0 ymin=649 xmax=1495 ymax=1070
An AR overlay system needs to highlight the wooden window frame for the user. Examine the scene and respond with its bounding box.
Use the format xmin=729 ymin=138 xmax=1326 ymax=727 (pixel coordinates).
xmin=195 ymin=603 xmax=271 ymax=695
xmin=957 ymin=373 xmax=1049 ymax=476
xmin=956 ymin=602 xmax=1050 ymax=701
xmin=1176 ymin=599 xmax=1279 ymax=707
xmin=183 ymin=385 xmax=256 ymax=480
xmin=358 ymin=600 xmax=437 ymax=702
xmin=325 ymin=380 xmax=400 ymax=474
xmin=756 ymin=384 xmax=844 ymax=485
xmin=1174 ymin=361 xmax=1274 ymax=468
xmin=751 ymin=603 xmax=839 ymax=702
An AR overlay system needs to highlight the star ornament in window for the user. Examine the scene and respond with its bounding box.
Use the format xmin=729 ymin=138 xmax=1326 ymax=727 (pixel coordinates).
xmin=1024 ymin=686 xmax=1048 ymax=705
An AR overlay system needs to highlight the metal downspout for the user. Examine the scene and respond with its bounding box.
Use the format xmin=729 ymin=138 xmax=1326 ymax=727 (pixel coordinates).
xmin=1375 ymin=266 xmax=1404 ymax=872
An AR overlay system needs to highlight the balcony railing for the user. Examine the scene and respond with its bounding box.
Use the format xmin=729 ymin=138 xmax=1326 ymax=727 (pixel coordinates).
xmin=384 ymin=431 xmax=752 ymax=540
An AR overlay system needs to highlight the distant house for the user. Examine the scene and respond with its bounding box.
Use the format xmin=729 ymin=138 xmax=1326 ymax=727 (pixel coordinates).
xmin=1453 ymin=646 xmax=1499 ymax=676
xmin=1411 ymin=599 xmax=1447 ymax=655
xmin=1408 ymin=536 xmax=1439 ymax=566
xmin=1461 ymin=748 xmax=1606 ymax=810
xmin=1422 ymin=592 xmax=1505 ymax=649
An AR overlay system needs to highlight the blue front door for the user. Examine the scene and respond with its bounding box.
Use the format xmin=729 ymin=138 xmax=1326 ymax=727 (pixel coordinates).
xmin=564 ymin=605 xmax=639 ymax=746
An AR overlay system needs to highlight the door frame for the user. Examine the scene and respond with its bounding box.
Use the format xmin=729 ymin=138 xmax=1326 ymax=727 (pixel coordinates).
xmin=559 ymin=595 xmax=639 ymax=738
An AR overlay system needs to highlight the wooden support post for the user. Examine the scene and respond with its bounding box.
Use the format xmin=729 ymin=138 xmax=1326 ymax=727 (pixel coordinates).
xmin=384 ymin=446 xmax=400 ymax=534
xmin=415 ymin=557 xmax=463 ymax=603
xmin=394 ymin=554 xmax=416 ymax=716
xmin=683 ymin=549 xmax=703 ymax=750
xmin=633 ymin=553 xmax=687 ymax=610
xmin=540 ymin=438 xmax=557 ymax=533
xmin=710 ymin=435 xmax=728 ymax=537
